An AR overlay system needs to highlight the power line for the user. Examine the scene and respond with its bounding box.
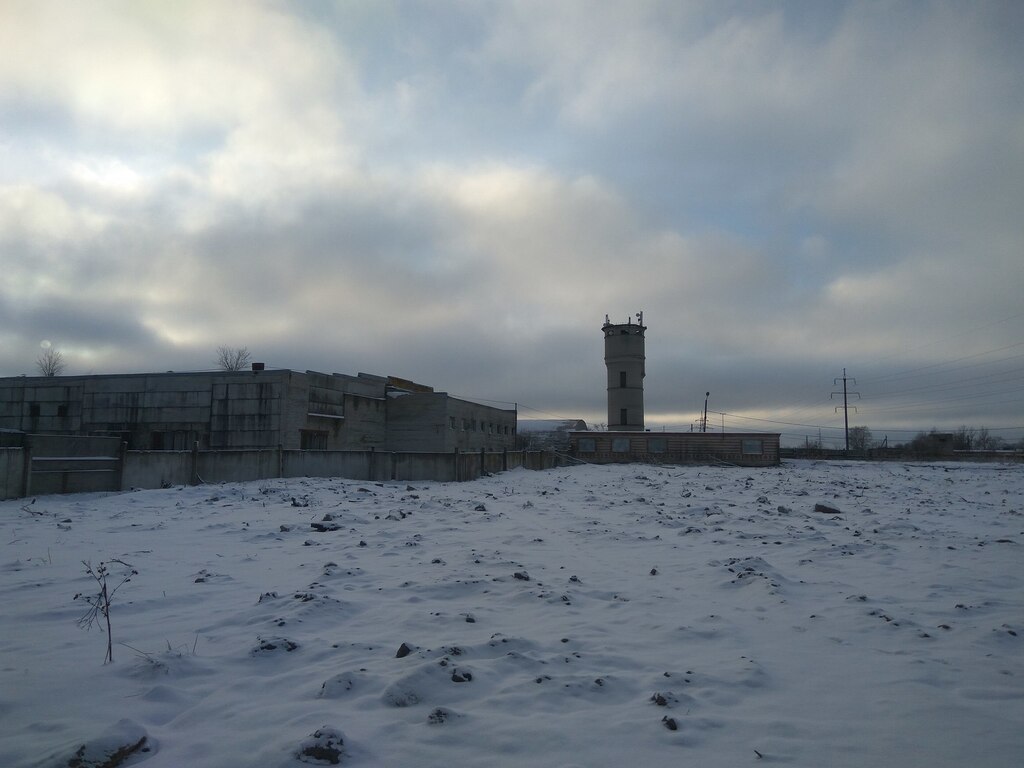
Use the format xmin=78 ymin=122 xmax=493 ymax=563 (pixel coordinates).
xmin=858 ymin=342 xmax=1024 ymax=385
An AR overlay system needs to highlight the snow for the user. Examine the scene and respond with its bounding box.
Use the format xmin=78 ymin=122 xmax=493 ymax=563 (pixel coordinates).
xmin=1 ymin=460 xmax=1021 ymax=767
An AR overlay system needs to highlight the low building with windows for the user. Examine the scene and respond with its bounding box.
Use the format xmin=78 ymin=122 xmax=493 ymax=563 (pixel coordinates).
xmin=0 ymin=368 xmax=516 ymax=453
xmin=384 ymin=378 xmax=516 ymax=452
xmin=386 ymin=390 xmax=516 ymax=452
xmin=569 ymin=430 xmax=780 ymax=467
xmin=517 ymin=419 xmax=589 ymax=450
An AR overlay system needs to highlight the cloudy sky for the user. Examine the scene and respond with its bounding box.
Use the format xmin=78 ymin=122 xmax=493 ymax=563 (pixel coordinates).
xmin=2 ymin=1 xmax=1022 ymax=445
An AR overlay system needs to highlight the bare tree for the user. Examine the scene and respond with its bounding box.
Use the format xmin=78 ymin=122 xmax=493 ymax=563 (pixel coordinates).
xmin=954 ymin=425 xmax=1002 ymax=451
xmin=36 ymin=347 xmax=66 ymax=377
xmin=953 ymin=425 xmax=975 ymax=450
xmin=974 ymin=427 xmax=1003 ymax=451
xmin=215 ymin=346 xmax=251 ymax=371
xmin=848 ymin=426 xmax=873 ymax=452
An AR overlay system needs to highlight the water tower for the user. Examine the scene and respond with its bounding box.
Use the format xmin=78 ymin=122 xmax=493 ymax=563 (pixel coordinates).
xmin=603 ymin=312 xmax=645 ymax=431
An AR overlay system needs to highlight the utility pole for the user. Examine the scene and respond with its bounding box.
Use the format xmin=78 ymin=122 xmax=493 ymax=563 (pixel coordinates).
xmin=831 ymin=368 xmax=860 ymax=451
xmin=702 ymin=392 xmax=710 ymax=433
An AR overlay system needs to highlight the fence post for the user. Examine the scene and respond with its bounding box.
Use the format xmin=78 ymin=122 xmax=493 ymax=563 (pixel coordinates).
xmin=117 ymin=441 xmax=128 ymax=491
xmin=22 ymin=435 xmax=32 ymax=498
xmin=454 ymin=448 xmax=459 ymax=482
xmin=190 ymin=441 xmax=199 ymax=485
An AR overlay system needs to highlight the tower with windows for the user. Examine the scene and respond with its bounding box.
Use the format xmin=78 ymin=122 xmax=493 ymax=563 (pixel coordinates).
xmin=603 ymin=312 xmax=645 ymax=431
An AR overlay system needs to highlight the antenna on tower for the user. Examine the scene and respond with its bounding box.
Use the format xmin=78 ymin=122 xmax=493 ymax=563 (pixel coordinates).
xmin=636 ymin=311 xmax=644 ymax=326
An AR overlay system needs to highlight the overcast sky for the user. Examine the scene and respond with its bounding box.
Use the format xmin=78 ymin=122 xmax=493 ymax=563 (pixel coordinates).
xmin=2 ymin=1 xmax=1022 ymax=445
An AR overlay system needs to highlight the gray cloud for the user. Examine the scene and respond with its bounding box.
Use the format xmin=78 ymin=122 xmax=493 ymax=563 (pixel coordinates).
xmin=0 ymin=1 xmax=1021 ymax=444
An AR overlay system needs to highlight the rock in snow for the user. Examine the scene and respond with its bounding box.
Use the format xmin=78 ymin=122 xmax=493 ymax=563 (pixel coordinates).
xmin=57 ymin=718 xmax=153 ymax=767
xmin=296 ymin=726 xmax=345 ymax=764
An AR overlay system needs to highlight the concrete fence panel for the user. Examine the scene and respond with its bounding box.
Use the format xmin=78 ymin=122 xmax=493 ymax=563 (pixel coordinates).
xmin=196 ymin=449 xmax=280 ymax=484
xmin=283 ymin=450 xmax=374 ymax=481
xmin=24 ymin=434 xmax=124 ymax=496
xmin=0 ymin=448 xmax=26 ymax=500
xmin=123 ymin=451 xmax=192 ymax=489
xmin=393 ymin=452 xmax=457 ymax=482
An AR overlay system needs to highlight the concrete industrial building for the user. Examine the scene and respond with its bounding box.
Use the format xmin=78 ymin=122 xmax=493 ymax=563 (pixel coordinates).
xmin=571 ymin=313 xmax=781 ymax=466
xmin=0 ymin=368 xmax=516 ymax=453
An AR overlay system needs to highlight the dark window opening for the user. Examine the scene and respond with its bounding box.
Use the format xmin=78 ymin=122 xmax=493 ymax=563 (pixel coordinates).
xmin=301 ymin=430 xmax=328 ymax=450
xmin=151 ymin=432 xmax=165 ymax=450
xmin=620 ymin=408 xmax=628 ymax=425
xmin=619 ymin=371 xmax=627 ymax=387
xmin=29 ymin=403 xmax=40 ymax=417
xmin=57 ymin=404 xmax=68 ymax=417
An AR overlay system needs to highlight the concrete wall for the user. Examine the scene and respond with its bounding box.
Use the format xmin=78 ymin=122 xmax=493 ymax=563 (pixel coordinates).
xmin=394 ymin=452 xmax=458 ymax=482
xmin=1 ymin=444 xmax=570 ymax=498
xmin=338 ymin=393 xmax=387 ymax=449
xmin=385 ymin=393 xmax=449 ymax=451
xmin=118 ymin=448 xmax=563 ymax=487
xmin=0 ymin=372 xmax=283 ymax=449
xmin=23 ymin=435 xmax=124 ymax=495
xmin=446 ymin=397 xmax=516 ymax=452
xmin=122 ymin=451 xmax=192 ymax=489
xmin=570 ymin=431 xmax=781 ymax=467
xmin=210 ymin=376 xmax=293 ymax=448
xmin=282 ymin=450 xmax=375 ymax=480
xmin=0 ymin=448 xmax=25 ymax=500
xmin=0 ymin=370 xmax=393 ymax=452
xmin=197 ymin=449 xmax=281 ymax=484
xmin=386 ymin=393 xmax=516 ymax=452
xmin=28 ymin=434 xmax=123 ymax=458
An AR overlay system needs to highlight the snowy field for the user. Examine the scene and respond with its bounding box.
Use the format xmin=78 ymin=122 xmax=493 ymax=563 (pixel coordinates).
xmin=1 ymin=460 xmax=1021 ymax=767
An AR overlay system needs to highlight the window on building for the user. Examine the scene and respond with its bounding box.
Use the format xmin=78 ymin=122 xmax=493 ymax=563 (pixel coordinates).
xmin=29 ymin=403 xmax=40 ymax=417
xmin=463 ymin=418 xmax=470 ymax=431
xmin=578 ymin=438 xmax=596 ymax=453
xmin=151 ymin=432 xmax=165 ymax=450
xmin=648 ymin=438 xmax=666 ymax=453
xmin=57 ymin=404 xmax=68 ymax=417
xmin=619 ymin=408 xmax=628 ymax=425
xmin=300 ymin=430 xmax=328 ymax=450
xmin=619 ymin=371 xmax=627 ymax=387
xmin=449 ymin=416 xmax=456 ymax=430
xmin=612 ymin=437 xmax=630 ymax=453
xmin=741 ymin=440 xmax=763 ymax=455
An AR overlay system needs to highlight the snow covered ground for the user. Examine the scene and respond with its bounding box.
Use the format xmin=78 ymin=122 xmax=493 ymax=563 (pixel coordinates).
xmin=1 ymin=460 xmax=1021 ymax=767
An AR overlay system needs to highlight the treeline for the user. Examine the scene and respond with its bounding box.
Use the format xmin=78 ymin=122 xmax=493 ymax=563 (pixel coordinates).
xmin=796 ymin=425 xmax=1021 ymax=455
xmin=908 ymin=425 xmax=1017 ymax=452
